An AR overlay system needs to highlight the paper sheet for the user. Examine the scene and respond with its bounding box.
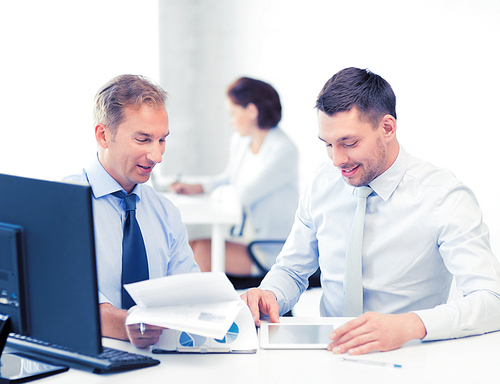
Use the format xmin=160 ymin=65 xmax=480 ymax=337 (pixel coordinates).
xmin=124 ymin=272 xmax=243 ymax=339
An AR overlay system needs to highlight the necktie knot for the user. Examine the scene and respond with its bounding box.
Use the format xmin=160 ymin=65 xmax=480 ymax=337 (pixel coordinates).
xmin=356 ymin=186 xmax=373 ymax=199
xmin=112 ymin=191 xmax=137 ymax=212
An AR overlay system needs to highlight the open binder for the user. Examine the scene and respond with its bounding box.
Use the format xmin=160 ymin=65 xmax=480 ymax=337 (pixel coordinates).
xmin=152 ymin=304 xmax=257 ymax=354
xmin=125 ymin=272 xmax=258 ymax=354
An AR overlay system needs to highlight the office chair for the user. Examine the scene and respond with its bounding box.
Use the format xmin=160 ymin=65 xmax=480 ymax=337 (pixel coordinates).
xmin=226 ymin=240 xmax=321 ymax=290
xmin=226 ymin=240 xmax=321 ymax=317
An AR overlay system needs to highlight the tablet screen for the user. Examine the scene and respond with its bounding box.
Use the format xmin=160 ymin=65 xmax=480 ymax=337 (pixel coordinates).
xmin=260 ymin=323 xmax=334 ymax=349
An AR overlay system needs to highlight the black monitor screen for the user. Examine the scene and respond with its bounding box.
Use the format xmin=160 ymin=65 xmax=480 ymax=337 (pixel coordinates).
xmin=0 ymin=173 xmax=101 ymax=356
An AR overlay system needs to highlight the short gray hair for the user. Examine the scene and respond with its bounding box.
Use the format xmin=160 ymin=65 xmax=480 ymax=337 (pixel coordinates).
xmin=93 ymin=74 xmax=168 ymax=134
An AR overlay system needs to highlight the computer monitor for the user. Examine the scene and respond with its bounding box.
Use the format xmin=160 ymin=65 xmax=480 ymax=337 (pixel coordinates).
xmin=0 ymin=173 xmax=102 ymax=356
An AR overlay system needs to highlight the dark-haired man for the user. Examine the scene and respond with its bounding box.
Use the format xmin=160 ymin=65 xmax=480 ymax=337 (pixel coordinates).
xmin=242 ymin=67 xmax=500 ymax=355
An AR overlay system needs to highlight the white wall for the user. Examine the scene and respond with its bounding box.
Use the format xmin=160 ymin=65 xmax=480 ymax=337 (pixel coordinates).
xmin=0 ymin=0 xmax=160 ymax=179
xmin=157 ymin=0 xmax=500 ymax=255
xmin=0 ymin=0 xmax=499 ymax=255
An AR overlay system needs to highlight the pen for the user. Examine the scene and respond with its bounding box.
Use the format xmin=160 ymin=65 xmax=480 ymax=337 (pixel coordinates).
xmin=140 ymin=323 xmax=146 ymax=335
xmin=340 ymin=357 xmax=402 ymax=368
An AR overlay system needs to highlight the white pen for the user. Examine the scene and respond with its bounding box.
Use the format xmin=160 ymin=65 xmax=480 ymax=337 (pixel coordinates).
xmin=140 ymin=323 xmax=146 ymax=335
xmin=340 ymin=357 xmax=402 ymax=368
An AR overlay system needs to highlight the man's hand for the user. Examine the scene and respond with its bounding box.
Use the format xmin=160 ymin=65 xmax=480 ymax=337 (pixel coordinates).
xmin=100 ymin=303 xmax=164 ymax=348
xmin=328 ymin=312 xmax=427 ymax=355
xmin=240 ymin=288 xmax=280 ymax=326
xmin=126 ymin=323 xmax=164 ymax=349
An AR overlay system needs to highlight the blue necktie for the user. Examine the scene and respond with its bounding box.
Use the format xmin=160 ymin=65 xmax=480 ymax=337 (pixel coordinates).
xmin=343 ymin=186 xmax=372 ymax=317
xmin=112 ymin=191 xmax=149 ymax=309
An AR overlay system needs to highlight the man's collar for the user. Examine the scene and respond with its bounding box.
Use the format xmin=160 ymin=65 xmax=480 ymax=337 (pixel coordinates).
xmin=85 ymin=154 xmax=142 ymax=199
xmin=367 ymin=146 xmax=409 ymax=201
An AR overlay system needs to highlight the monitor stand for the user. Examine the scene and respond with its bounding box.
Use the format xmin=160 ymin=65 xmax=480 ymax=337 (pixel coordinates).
xmin=0 ymin=314 xmax=69 ymax=383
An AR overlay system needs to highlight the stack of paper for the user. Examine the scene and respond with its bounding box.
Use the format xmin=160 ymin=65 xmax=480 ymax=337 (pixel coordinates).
xmin=124 ymin=272 xmax=244 ymax=339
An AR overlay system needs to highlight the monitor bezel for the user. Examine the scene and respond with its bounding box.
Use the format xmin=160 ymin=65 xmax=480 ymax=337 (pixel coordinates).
xmin=0 ymin=173 xmax=102 ymax=356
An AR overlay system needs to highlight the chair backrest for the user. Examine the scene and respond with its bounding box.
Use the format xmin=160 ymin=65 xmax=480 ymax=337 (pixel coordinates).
xmin=226 ymin=240 xmax=321 ymax=290
xmin=247 ymin=240 xmax=286 ymax=274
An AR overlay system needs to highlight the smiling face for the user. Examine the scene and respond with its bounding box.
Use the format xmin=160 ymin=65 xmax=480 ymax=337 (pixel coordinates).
xmin=96 ymin=104 xmax=169 ymax=193
xmin=318 ymin=107 xmax=398 ymax=187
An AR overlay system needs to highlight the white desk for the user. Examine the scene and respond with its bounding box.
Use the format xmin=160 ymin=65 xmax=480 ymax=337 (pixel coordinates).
xmin=164 ymin=192 xmax=241 ymax=272
xmin=27 ymin=317 xmax=500 ymax=384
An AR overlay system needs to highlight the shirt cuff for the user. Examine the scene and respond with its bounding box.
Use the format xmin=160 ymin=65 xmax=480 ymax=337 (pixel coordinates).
xmin=412 ymin=306 xmax=454 ymax=341
xmin=98 ymin=292 xmax=113 ymax=306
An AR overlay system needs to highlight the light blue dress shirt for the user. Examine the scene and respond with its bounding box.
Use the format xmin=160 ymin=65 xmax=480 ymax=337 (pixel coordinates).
xmin=65 ymin=156 xmax=200 ymax=308
xmin=259 ymin=146 xmax=500 ymax=341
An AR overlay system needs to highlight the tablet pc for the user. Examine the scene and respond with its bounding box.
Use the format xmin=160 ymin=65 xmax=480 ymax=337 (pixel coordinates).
xmin=259 ymin=323 xmax=334 ymax=349
xmin=0 ymin=353 xmax=68 ymax=382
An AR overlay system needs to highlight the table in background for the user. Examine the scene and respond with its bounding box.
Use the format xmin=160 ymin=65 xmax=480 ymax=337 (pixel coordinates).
xmin=164 ymin=192 xmax=241 ymax=272
xmin=30 ymin=317 xmax=500 ymax=384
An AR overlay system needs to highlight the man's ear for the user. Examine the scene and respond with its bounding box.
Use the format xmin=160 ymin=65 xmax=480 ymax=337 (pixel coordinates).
xmin=95 ymin=123 xmax=109 ymax=149
xmin=380 ymin=114 xmax=397 ymax=141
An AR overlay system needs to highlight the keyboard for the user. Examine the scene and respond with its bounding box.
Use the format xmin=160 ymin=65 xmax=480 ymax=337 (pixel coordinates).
xmin=7 ymin=333 xmax=160 ymax=374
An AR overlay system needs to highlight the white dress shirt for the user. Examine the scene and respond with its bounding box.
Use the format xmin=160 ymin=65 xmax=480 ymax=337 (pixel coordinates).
xmin=65 ymin=156 xmax=200 ymax=308
xmin=259 ymin=146 xmax=500 ymax=341
xmin=201 ymin=127 xmax=299 ymax=269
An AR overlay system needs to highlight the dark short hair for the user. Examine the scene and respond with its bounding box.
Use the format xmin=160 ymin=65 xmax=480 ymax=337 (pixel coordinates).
xmin=94 ymin=74 xmax=167 ymax=134
xmin=227 ymin=77 xmax=282 ymax=129
xmin=315 ymin=67 xmax=396 ymax=126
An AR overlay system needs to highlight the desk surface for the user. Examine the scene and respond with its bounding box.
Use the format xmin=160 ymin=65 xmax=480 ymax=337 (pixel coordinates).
xmin=21 ymin=317 xmax=500 ymax=384
xmin=163 ymin=191 xmax=242 ymax=272
xmin=164 ymin=192 xmax=241 ymax=225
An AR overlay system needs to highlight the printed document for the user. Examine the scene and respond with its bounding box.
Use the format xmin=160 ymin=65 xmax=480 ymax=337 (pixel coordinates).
xmin=124 ymin=272 xmax=243 ymax=339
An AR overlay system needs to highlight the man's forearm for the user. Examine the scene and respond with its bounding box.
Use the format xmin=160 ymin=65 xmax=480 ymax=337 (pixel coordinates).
xmin=99 ymin=303 xmax=129 ymax=341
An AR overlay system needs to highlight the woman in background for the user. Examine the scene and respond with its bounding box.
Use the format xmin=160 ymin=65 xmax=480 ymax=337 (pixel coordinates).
xmin=170 ymin=77 xmax=299 ymax=275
